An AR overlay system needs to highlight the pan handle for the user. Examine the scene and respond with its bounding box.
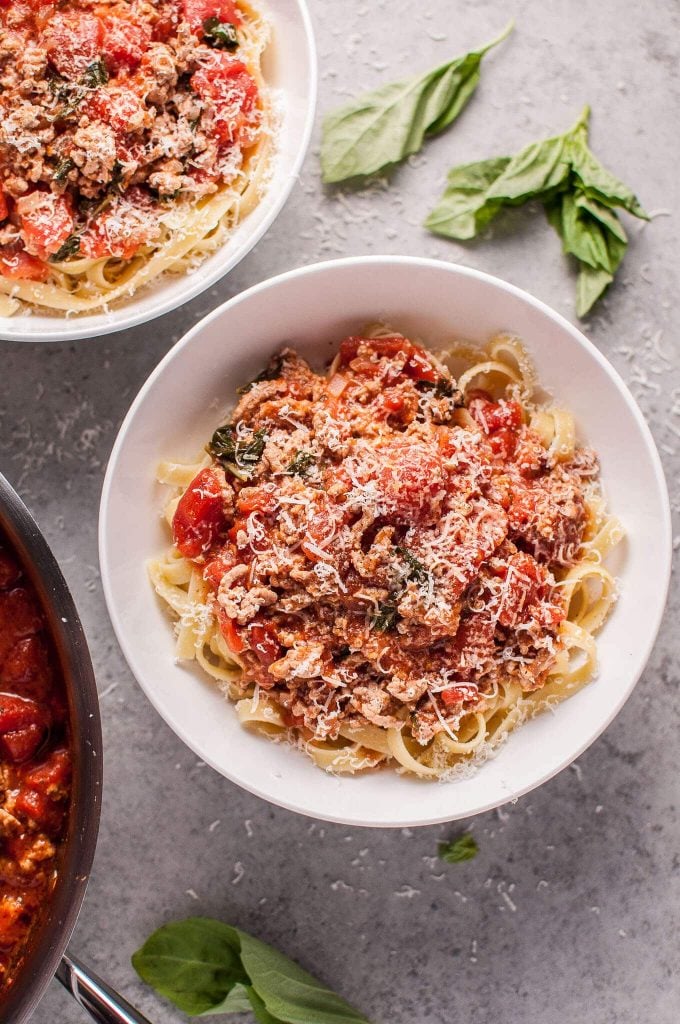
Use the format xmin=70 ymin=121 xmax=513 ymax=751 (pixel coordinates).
xmin=56 ymin=952 xmax=154 ymax=1024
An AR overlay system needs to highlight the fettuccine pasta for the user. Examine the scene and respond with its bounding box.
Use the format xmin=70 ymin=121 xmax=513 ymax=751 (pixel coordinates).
xmin=150 ymin=328 xmax=622 ymax=778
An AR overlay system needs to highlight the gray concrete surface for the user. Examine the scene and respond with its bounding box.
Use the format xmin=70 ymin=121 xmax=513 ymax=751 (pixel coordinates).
xmin=2 ymin=0 xmax=679 ymax=1021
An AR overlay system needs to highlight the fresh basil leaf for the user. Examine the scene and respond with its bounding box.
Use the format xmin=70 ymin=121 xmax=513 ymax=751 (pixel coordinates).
xmin=203 ymin=16 xmax=239 ymax=50
xmin=207 ymin=425 xmax=268 ymax=480
xmin=50 ymin=233 xmax=81 ymax=262
xmin=131 ymin=918 xmax=248 ymax=1016
xmin=438 ymin=832 xmax=478 ymax=863
xmin=248 ymin=987 xmax=286 ymax=1024
xmin=238 ymin=931 xmax=371 ymax=1024
xmin=321 ymin=22 xmax=513 ymax=184
xmin=423 ymin=155 xmax=510 ymax=238
xmin=427 ymin=105 xmax=647 ymax=317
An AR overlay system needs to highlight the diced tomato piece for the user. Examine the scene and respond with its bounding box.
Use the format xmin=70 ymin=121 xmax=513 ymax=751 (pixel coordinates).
xmin=217 ymin=607 xmax=245 ymax=654
xmin=172 ymin=468 xmax=227 ymax=559
xmin=43 ymin=12 xmax=104 ymax=79
xmin=13 ymin=786 xmax=60 ymax=830
xmin=0 ymin=243 xmax=49 ymax=282
xmin=374 ymin=440 xmax=446 ymax=523
xmin=101 ymin=15 xmax=151 ymax=73
xmin=183 ymin=0 xmax=241 ymax=34
xmin=338 ymin=336 xmax=439 ymax=384
xmin=79 ymin=188 xmax=159 ymax=259
xmin=0 ymin=694 xmax=48 ymax=763
xmin=0 ymin=693 xmax=47 ymax=735
xmin=468 ymin=393 xmax=523 ymax=434
xmin=23 ymin=747 xmax=71 ymax=791
xmin=0 ymin=637 xmax=52 ymax=696
xmin=488 ymin=427 xmax=517 ymax=459
xmin=301 ymin=501 xmax=337 ymax=561
xmin=202 ymin=550 xmax=237 ymax=589
xmin=236 ymin=487 xmax=277 ymax=516
xmin=0 ymin=724 xmax=46 ymax=763
xmin=191 ymin=53 xmax=259 ymax=148
xmin=440 ymin=684 xmax=479 ymax=709
xmin=87 ymin=85 xmax=147 ymax=135
xmin=0 ymin=191 xmax=8 ymax=222
xmin=16 ymin=191 xmax=74 ymax=261
xmin=248 ymin=621 xmax=281 ymax=666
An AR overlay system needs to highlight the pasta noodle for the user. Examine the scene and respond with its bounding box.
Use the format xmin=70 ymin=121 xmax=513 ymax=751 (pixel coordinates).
xmin=149 ymin=330 xmax=622 ymax=779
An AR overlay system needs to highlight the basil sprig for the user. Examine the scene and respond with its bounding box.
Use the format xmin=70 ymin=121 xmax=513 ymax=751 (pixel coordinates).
xmin=320 ymin=21 xmax=513 ymax=184
xmin=132 ymin=917 xmax=372 ymax=1023
xmin=425 ymin=106 xmax=648 ymax=316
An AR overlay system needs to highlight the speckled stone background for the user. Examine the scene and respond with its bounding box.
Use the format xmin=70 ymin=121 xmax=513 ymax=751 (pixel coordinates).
xmin=3 ymin=0 xmax=680 ymax=1021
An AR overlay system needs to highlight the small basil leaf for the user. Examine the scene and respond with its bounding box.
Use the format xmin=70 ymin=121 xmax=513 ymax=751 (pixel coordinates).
xmin=424 ymin=155 xmax=510 ymax=238
xmin=207 ymin=425 xmax=267 ymax=480
xmin=321 ymin=22 xmax=513 ymax=184
xmin=438 ymin=832 xmax=478 ymax=863
xmin=238 ymin=931 xmax=372 ymax=1024
xmin=131 ymin=917 xmax=248 ymax=1016
xmin=203 ymin=16 xmax=239 ymax=50
xmin=50 ymin=233 xmax=81 ymax=262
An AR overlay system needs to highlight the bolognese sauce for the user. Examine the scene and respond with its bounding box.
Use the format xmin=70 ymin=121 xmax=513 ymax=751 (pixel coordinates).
xmin=165 ymin=335 xmax=601 ymax=760
xmin=0 ymin=530 xmax=71 ymax=992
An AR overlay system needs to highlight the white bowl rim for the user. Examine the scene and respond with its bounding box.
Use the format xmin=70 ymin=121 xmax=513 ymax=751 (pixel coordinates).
xmin=99 ymin=255 xmax=673 ymax=827
xmin=1 ymin=0 xmax=317 ymax=344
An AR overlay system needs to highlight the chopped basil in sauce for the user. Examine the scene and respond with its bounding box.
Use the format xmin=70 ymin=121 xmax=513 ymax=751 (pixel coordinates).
xmin=203 ymin=17 xmax=239 ymax=50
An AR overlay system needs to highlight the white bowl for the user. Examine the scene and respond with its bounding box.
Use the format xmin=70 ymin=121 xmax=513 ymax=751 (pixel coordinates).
xmin=99 ymin=257 xmax=672 ymax=827
xmin=0 ymin=0 xmax=316 ymax=343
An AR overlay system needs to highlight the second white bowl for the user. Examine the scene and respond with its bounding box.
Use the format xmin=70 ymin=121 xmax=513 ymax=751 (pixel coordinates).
xmin=99 ymin=256 xmax=671 ymax=826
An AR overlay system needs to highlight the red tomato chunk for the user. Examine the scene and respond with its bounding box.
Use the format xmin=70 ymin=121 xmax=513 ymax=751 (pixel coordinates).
xmin=172 ymin=468 xmax=227 ymax=559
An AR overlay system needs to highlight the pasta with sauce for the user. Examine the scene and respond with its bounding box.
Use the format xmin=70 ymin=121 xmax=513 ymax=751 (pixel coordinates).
xmin=0 ymin=0 xmax=273 ymax=318
xmin=149 ymin=328 xmax=622 ymax=779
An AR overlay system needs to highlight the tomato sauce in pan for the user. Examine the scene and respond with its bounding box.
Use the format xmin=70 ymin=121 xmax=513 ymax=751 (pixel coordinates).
xmin=0 ymin=530 xmax=71 ymax=992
